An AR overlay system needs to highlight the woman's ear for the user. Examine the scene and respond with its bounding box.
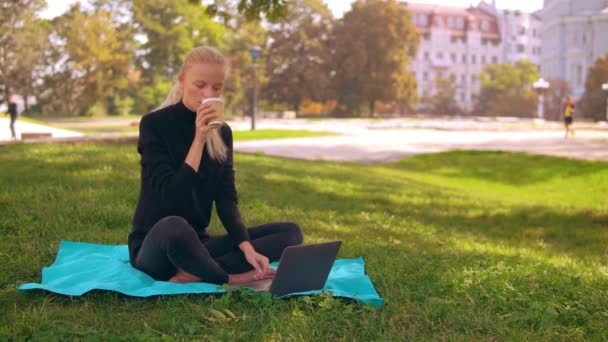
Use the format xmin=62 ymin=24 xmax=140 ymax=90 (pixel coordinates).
xmin=178 ymin=72 xmax=184 ymax=88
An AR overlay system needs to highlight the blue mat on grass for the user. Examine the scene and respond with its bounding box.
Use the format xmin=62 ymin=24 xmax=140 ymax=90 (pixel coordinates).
xmin=17 ymin=241 xmax=384 ymax=307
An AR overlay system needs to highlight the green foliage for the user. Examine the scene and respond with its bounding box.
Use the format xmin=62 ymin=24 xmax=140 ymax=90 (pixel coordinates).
xmin=40 ymin=4 xmax=134 ymax=116
xmin=332 ymin=0 xmax=419 ymax=116
xmin=203 ymin=0 xmax=288 ymax=22
xmin=1 ymin=145 xmax=608 ymax=339
xmin=580 ymin=53 xmax=608 ymax=121
xmin=420 ymin=76 xmax=462 ymax=116
xmin=0 ymin=0 xmax=47 ymax=102
xmin=132 ymin=0 xmax=226 ymax=82
xmin=218 ymin=3 xmax=268 ymax=118
xmin=110 ymin=95 xmax=135 ymax=116
xmin=475 ymin=59 xmax=539 ymax=117
xmin=131 ymin=78 xmax=173 ymax=115
xmin=262 ymin=0 xmax=334 ymax=114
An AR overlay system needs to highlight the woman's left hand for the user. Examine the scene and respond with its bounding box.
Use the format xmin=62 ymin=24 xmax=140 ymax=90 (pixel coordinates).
xmin=240 ymin=242 xmax=269 ymax=274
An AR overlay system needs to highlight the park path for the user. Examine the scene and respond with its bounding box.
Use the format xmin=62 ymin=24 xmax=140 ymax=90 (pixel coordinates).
xmin=1 ymin=116 xmax=607 ymax=163
xmin=0 ymin=117 xmax=83 ymax=141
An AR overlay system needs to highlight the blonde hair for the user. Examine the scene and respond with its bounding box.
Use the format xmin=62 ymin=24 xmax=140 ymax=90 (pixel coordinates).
xmin=158 ymin=46 xmax=228 ymax=162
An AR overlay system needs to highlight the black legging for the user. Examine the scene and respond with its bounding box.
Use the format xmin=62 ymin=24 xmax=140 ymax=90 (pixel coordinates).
xmin=133 ymin=216 xmax=303 ymax=284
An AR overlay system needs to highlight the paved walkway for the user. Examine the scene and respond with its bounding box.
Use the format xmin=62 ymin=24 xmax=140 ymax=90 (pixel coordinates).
xmin=2 ymin=116 xmax=607 ymax=163
xmin=0 ymin=117 xmax=83 ymax=141
xmin=234 ymin=128 xmax=608 ymax=163
xmin=230 ymin=117 xmax=608 ymax=162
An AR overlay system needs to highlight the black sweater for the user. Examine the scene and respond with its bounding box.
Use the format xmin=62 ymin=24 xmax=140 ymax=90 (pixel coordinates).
xmin=128 ymin=100 xmax=249 ymax=263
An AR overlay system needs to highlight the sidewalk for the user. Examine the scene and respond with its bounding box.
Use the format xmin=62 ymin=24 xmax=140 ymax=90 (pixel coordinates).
xmin=2 ymin=116 xmax=607 ymax=163
xmin=0 ymin=117 xmax=83 ymax=141
xmin=234 ymin=128 xmax=608 ymax=163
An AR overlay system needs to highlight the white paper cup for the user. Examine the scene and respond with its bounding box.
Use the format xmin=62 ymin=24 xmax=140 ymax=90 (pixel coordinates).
xmin=201 ymin=97 xmax=224 ymax=127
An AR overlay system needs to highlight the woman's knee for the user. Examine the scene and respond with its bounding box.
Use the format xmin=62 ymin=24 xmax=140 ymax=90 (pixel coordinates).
xmin=153 ymin=216 xmax=196 ymax=240
xmin=283 ymin=222 xmax=303 ymax=246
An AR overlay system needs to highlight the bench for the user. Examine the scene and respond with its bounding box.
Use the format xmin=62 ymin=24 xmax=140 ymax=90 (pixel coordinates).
xmin=21 ymin=132 xmax=53 ymax=140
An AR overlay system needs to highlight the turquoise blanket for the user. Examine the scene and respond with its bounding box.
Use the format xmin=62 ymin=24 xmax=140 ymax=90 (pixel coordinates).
xmin=18 ymin=241 xmax=384 ymax=307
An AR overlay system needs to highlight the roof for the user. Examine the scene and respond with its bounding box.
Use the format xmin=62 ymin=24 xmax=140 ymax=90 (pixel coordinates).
xmin=400 ymin=1 xmax=501 ymax=39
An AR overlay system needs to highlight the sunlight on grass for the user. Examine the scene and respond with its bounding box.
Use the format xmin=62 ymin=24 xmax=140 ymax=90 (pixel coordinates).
xmin=0 ymin=144 xmax=607 ymax=339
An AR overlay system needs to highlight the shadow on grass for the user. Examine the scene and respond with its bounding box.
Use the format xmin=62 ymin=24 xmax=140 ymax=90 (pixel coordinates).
xmin=234 ymin=152 xmax=608 ymax=262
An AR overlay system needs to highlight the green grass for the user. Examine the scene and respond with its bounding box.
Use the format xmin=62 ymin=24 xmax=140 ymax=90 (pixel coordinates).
xmin=232 ymin=129 xmax=334 ymax=140
xmin=0 ymin=145 xmax=607 ymax=340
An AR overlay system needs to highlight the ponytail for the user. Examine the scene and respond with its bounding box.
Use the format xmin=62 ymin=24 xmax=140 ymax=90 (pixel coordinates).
xmin=155 ymin=46 xmax=229 ymax=162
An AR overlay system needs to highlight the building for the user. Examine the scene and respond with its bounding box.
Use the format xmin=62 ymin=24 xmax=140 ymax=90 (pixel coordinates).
xmin=539 ymin=0 xmax=608 ymax=99
xmin=403 ymin=1 xmax=542 ymax=112
xmin=478 ymin=3 xmax=542 ymax=67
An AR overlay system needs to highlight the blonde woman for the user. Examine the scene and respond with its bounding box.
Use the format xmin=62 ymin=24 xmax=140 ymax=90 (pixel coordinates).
xmin=128 ymin=46 xmax=302 ymax=285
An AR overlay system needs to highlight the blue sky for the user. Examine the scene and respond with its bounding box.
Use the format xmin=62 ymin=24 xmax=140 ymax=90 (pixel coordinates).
xmin=41 ymin=0 xmax=544 ymax=19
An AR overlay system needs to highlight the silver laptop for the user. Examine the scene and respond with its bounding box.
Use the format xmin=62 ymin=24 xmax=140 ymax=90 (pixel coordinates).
xmin=238 ymin=241 xmax=342 ymax=297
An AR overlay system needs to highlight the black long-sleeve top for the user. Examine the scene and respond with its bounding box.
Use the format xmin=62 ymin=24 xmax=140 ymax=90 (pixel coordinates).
xmin=128 ymin=100 xmax=249 ymax=264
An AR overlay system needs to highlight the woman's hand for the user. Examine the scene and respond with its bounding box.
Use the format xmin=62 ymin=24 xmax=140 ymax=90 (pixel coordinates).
xmin=239 ymin=241 xmax=269 ymax=275
xmin=194 ymin=102 xmax=221 ymax=141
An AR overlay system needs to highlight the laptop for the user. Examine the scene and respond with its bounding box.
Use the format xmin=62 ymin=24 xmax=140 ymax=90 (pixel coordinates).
xmin=238 ymin=241 xmax=342 ymax=297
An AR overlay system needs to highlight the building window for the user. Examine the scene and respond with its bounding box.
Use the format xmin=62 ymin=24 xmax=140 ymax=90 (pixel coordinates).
xmin=462 ymin=54 xmax=466 ymax=63
xmin=456 ymin=17 xmax=465 ymax=29
xmin=491 ymin=56 xmax=498 ymax=64
xmin=423 ymin=33 xmax=430 ymax=41
xmin=471 ymin=55 xmax=476 ymax=64
xmin=481 ymin=55 xmax=486 ymax=64
xmin=532 ymin=29 xmax=537 ymax=37
xmin=423 ymin=71 xmax=428 ymax=81
xmin=472 ymin=74 xmax=476 ymax=83
xmin=461 ymin=74 xmax=466 ymax=84
xmin=437 ymin=52 xmax=444 ymax=59
xmin=517 ymin=44 xmax=525 ymax=53
xmin=451 ymin=53 xmax=456 ymax=63
xmin=518 ymin=26 xmax=526 ymax=35
xmin=447 ymin=16 xmax=454 ymax=28
xmin=481 ymin=20 xmax=490 ymax=31
xmin=460 ymin=93 xmax=465 ymax=102
xmin=450 ymin=73 xmax=456 ymax=82
xmin=424 ymin=51 xmax=429 ymax=60
xmin=419 ymin=15 xmax=428 ymax=26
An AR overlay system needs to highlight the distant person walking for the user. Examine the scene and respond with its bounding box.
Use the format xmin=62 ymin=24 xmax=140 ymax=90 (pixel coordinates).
xmin=7 ymin=95 xmax=18 ymax=140
xmin=563 ymin=96 xmax=575 ymax=139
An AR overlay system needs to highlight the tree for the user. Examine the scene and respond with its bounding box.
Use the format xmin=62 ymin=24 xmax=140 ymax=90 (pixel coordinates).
xmin=420 ymin=76 xmax=462 ymax=116
xmin=580 ymin=53 xmax=608 ymax=121
xmin=44 ymin=3 xmax=133 ymax=116
xmin=203 ymin=0 xmax=288 ymax=22
xmin=331 ymin=0 xmax=419 ymax=116
xmin=475 ymin=59 xmax=538 ymax=117
xmin=132 ymin=0 xmax=226 ymax=83
xmin=0 ymin=0 xmax=46 ymax=103
xmin=262 ymin=0 xmax=333 ymax=115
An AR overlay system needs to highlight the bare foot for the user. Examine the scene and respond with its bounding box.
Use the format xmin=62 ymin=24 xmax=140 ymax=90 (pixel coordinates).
xmin=228 ymin=268 xmax=276 ymax=286
xmin=168 ymin=269 xmax=201 ymax=283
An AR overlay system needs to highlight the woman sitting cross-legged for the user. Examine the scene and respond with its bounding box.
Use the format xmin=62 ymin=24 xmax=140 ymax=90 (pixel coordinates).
xmin=128 ymin=46 xmax=303 ymax=285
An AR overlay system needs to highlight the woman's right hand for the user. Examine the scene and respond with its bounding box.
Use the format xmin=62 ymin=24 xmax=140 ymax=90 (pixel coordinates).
xmin=194 ymin=102 xmax=221 ymax=141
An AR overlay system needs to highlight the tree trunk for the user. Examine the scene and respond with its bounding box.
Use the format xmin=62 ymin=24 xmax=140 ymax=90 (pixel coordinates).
xmin=369 ymin=99 xmax=375 ymax=117
xmin=293 ymin=98 xmax=301 ymax=118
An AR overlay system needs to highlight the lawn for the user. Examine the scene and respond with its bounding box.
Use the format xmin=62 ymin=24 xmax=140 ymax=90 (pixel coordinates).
xmin=0 ymin=144 xmax=607 ymax=340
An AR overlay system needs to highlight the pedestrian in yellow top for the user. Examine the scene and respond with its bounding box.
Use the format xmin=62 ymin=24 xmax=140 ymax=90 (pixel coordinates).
xmin=563 ymin=96 xmax=575 ymax=139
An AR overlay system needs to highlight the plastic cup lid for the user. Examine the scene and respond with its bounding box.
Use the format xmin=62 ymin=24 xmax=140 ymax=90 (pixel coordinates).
xmin=201 ymin=97 xmax=224 ymax=104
